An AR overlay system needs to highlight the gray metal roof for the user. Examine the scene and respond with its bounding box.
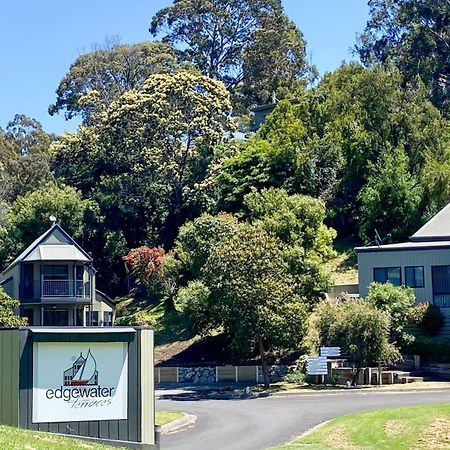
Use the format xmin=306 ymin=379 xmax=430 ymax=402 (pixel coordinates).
xmin=411 ymin=203 xmax=450 ymax=241
xmin=24 ymin=244 xmax=89 ymax=262
xmin=2 ymin=224 xmax=92 ymax=274
xmin=355 ymin=240 xmax=450 ymax=253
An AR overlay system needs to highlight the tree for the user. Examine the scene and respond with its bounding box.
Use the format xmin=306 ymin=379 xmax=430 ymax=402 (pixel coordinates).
xmin=366 ymin=282 xmax=415 ymax=346
xmin=0 ymin=287 xmax=27 ymax=327
xmin=50 ymin=70 xmax=234 ymax=292
xmin=240 ymin=12 xmax=313 ymax=107
xmin=0 ymin=115 xmax=54 ymax=204
xmin=358 ymin=146 xmax=424 ymax=242
xmin=243 ymin=188 xmax=335 ymax=306
xmin=306 ymin=298 xmax=400 ymax=374
xmin=182 ymin=224 xmax=308 ymax=388
xmin=122 ymin=246 xmax=166 ymax=295
xmin=175 ymin=213 xmax=239 ymax=279
xmin=49 ymin=40 xmax=177 ymax=122
xmin=98 ymin=69 xmax=234 ymax=248
xmin=214 ymin=98 xmax=342 ymax=211
xmin=0 ymin=184 xmax=98 ymax=270
xmin=357 ymin=0 xmax=450 ymax=115
xmin=150 ymin=0 xmax=311 ymax=108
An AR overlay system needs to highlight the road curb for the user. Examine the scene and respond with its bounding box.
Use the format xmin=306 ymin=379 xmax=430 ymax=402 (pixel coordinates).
xmin=161 ymin=413 xmax=197 ymax=434
xmin=271 ymin=387 xmax=450 ymax=397
xmin=297 ymin=419 xmax=332 ymax=439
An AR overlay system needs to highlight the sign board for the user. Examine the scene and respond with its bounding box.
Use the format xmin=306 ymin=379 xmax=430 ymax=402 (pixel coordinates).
xmin=32 ymin=342 xmax=128 ymax=423
xmin=320 ymin=347 xmax=341 ymax=357
xmin=306 ymin=356 xmax=328 ymax=375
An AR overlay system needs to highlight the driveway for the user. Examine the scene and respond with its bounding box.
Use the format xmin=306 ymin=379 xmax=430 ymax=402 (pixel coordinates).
xmin=157 ymin=388 xmax=450 ymax=450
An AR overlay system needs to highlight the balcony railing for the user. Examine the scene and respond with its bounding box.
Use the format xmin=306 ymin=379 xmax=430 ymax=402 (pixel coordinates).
xmin=41 ymin=280 xmax=91 ymax=298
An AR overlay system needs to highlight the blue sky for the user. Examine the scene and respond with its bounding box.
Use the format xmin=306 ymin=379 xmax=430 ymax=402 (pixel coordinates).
xmin=0 ymin=1 xmax=369 ymax=135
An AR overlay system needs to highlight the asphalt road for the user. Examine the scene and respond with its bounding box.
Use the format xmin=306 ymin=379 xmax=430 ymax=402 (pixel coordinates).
xmin=156 ymin=388 xmax=450 ymax=450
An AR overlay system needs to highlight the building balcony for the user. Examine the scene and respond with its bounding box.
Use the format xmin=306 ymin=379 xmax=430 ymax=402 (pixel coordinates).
xmin=20 ymin=280 xmax=92 ymax=302
xmin=41 ymin=279 xmax=91 ymax=298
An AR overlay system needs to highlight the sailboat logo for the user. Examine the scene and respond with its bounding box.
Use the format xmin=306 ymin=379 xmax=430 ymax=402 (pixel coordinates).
xmin=63 ymin=350 xmax=98 ymax=386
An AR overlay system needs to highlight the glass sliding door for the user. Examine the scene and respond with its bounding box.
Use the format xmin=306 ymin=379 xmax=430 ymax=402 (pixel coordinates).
xmin=43 ymin=308 xmax=69 ymax=326
xmin=432 ymin=266 xmax=450 ymax=307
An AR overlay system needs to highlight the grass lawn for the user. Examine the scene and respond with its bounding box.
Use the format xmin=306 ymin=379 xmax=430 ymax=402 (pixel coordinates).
xmin=0 ymin=413 xmax=185 ymax=449
xmin=275 ymin=403 xmax=450 ymax=449
xmin=0 ymin=424 xmax=120 ymax=450
xmin=155 ymin=410 xmax=184 ymax=425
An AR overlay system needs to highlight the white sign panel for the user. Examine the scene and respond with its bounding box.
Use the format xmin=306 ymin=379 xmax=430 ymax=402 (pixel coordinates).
xmin=320 ymin=347 xmax=341 ymax=357
xmin=33 ymin=342 xmax=128 ymax=423
xmin=306 ymin=356 xmax=328 ymax=375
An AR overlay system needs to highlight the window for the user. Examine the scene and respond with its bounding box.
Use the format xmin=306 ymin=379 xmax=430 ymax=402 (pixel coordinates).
xmin=405 ymin=267 xmax=424 ymax=288
xmin=42 ymin=265 xmax=68 ymax=280
xmin=86 ymin=311 xmax=99 ymax=326
xmin=373 ymin=267 xmax=401 ymax=286
xmin=432 ymin=266 xmax=450 ymax=307
xmin=75 ymin=265 xmax=84 ymax=280
xmin=104 ymin=311 xmax=113 ymax=327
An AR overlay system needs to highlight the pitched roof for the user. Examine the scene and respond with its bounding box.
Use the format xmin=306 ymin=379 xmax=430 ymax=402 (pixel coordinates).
xmin=355 ymin=240 xmax=450 ymax=253
xmin=410 ymin=203 xmax=450 ymax=242
xmin=2 ymin=224 xmax=91 ymax=274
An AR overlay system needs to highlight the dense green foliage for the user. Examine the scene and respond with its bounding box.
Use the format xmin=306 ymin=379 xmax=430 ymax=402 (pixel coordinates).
xmin=358 ymin=0 xmax=450 ymax=115
xmin=52 ymin=70 xmax=234 ymax=255
xmin=410 ymin=303 xmax=445 ymax=337
xmin=216 ymin=64 xmax=450 ymax=241
xmin=178 ymin=223 xmax=309 ymax=387
xmin=406 ymin=335 xmax=450 ymax=363
xmin=172 ymin=191 xmax=334 ymax=385
xmin=366 ymin=282 xmax=415 ymax=346
xmin=0 ymin=287 xmax=27 ymax=327
xmin=0 ymin=115 xmax=54 ymax=206
xmin=0 ymin=184 xmax=98 ymax=269
xmin=150 ymin=0 xmax=312 ymax=109
xmin=4 ymin=0 xmax=450 ymax=369
xmin=49 ymin=40 xmax=176 ymax=123
xmin=307 ymin=298 xmax=400 ymax=369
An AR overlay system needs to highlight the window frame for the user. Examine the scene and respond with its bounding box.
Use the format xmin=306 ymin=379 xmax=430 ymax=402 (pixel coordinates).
xmin=373 ymin=267 xmax=402 ymax=286
xmin=42 ymin=264 xmax=69 ymax=280
xmin=404 ymin=266 xmax=425 ymax=288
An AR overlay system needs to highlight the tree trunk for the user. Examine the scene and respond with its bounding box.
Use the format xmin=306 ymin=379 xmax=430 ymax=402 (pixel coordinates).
xmin=258 ymin=335 xmax=270 ymax=389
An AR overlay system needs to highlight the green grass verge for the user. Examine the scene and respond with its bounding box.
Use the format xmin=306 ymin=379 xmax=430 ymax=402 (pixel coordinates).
xmin=0 ymin=424 xmax=120 ymax=449
xmin=275 ymin=403 xmax=450 ymax=449
xmin=0 ymin=414 xmax=185 ymax=449
xmin=257 ymin=380 xmax=450 ymax=393
xmin=155 ymin=410 xmax=184 ymax=425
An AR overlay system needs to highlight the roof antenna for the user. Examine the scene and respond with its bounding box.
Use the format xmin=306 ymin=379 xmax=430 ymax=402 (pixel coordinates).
xmin=49 ymin=215 xmax=57 ymax=226
xmin=374 ymin=229 xmax=381 ymax=247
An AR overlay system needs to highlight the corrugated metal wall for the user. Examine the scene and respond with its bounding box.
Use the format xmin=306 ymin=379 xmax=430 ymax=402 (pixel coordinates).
xmin=357 ymin=247 xmax=450 ymax=336
xmin=0 ymin=329 xmax=20 ymax=426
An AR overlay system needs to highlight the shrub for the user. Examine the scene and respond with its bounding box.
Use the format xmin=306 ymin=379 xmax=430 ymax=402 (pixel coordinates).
xmin=284 ymin=370 xmax=306 ymax=384
xmin=122 ymin=246 xmax=166 ymax=294
xmin=0 ymin=287 xmax=27 ymax=327
xmin=366 ymin=282 xmax=415 ymax=346
xmin=328 ymin=373 xmax=339 ymax=386
xmin=405 ymin=335 xmax=450 ymax=363
xmin=304 ymin=374 xmax=318 ymax=385
xmin=410 ymin=303 xmax=444 ymax=337
xmin=306 ymin=298 xmax=401 ymax=369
